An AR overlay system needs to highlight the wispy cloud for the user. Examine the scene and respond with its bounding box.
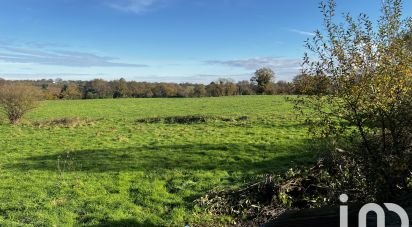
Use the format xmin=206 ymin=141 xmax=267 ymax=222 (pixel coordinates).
xmin=207 ymin=57 xmax=301 ymax=70
xmin=107 ymin=0 xmax=169 ymax=14
xmin=0 ymin=46 xmax=147 ymax=68
xmin=206 ymin=57 xmax=302 ymax=80
xmin=129 ymin=73 xmax=251 ymax=83
xmin=288 ymin=28 xmax=315 ymax=36
xmin=0 ymin=73 xmax=94 ymax=80
xmin=0 ymin=37 xmax=69 ymax=49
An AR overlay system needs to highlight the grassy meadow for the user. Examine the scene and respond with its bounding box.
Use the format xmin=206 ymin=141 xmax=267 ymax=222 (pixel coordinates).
xmin=0 ymin=96 xmax=315 ymax=226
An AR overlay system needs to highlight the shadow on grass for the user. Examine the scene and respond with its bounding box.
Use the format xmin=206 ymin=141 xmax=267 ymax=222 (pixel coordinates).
xmin=6 ymin=142 xmax=317 ymax=174
xmin=90 ymin=219 xmax=158 ymax=227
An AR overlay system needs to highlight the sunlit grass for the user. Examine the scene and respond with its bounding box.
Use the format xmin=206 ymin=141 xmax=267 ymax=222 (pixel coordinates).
xmin=0 ymin=96 xmax=314 ymax=226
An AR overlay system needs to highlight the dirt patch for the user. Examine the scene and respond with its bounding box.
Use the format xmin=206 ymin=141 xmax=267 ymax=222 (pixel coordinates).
xmin=136 ymin=115 xmax=249 ymax=124
xmin=31 ymin=117 xmax=97 ymax=128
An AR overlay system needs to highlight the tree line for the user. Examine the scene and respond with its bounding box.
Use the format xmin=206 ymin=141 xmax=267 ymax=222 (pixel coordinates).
xmin=0 ymin=68 xmax=332 ymax=100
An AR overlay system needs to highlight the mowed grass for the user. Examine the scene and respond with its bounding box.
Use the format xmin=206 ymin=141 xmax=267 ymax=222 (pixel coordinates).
xmin=0 ymin=96 xmax=314 ymax=226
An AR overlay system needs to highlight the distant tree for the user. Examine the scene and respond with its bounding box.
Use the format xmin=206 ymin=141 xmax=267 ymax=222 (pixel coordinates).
xmin=263 ymin=83 xmax=277 ymax=95
xmin=127 ymin=81 xmax=140 ymax=98
xmin=144 ymin=88 xmax=154 ymax=98
xmin=176 ymin=85 xmax=194 ymax=97
xmin=112 ymin=78 xmax=129 ymax=98
xmin=142 ymin=83 xmax=154 ymax=98
xmin=0 ymin=78 xmax=5 ymax=86
xmin=227 ymin=83 xmax=238 ymax=96
xmin=54 ymin=78 xmax=63 ymax=84
xmin=152 ymin=83 xmax=178 ymax=97
xmin=60 ymin=84 xmax=82 ymax=99
xmin=206 ymin=82 xmax=223 ymax=97
xmin=44 ymin=84 xmax=62 ymax=100
xmin=0 ymin=84 xmax=42 ymax=124
xmin=86 ymin=79 xmax=112 ymax=99
xmin=0 ymin=77 xmax=276 ymax=100
xmin=293 ymin=74 xmax=331 ymax=95
xmin=165 ymin=84 xmax=178 ymax=97
xmin=311 ymin=75 xmax=331 ymax=95
xmin=275 ymin=80 xmax=293 ymax=94
xmin=293 ymin=74 xmax=312 ymax=95
xmin=237 ymin=80 xmax=255 ymax=95
xmin=193 ymin=84 xmax=207 ymax=97
xmin=216 ymin=78 xmax=238 ymax=96
xmin=250 ymin=68 xmax=275 ymax=94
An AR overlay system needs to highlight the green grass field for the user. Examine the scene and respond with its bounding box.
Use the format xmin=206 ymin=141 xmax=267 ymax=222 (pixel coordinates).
xmin=0 ymin=96 xmax=314 ymax=226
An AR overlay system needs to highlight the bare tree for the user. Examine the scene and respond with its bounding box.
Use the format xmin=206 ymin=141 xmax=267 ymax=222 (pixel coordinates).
xmin=0 ymin=84 xmax=43 ymax=124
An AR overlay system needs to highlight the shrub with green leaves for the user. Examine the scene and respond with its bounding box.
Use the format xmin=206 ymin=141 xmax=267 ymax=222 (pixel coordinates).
xmin=297 ymin=0 xmax=412 ymax=201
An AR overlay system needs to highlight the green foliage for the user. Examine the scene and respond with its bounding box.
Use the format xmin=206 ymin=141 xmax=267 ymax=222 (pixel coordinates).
xmin=292 ymin=74 xmax=331 ymax=95
xmin=60 ymin=84 xmax=82 ymax=100
xmin=0 ymin=96 xmax=313 ymax=226
xmin=251 ymin=68 xmax=276 ymax=94
xmin=298 ymin=0 xmax=412 ymax=201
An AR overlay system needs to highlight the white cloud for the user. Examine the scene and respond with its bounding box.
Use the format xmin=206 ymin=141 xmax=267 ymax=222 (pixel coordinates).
xmin=206 ymin=57 xmax=302 ymax=81
xmin=107 ymin=0 xmax=167 ymax=14
xmin=128 ymin=73 xmax=252 ymax=83
xmin=288 ymin=28 xmax=316 ymax=36
xmin=207 ymin=57 xmax=301 ymax=70
xmin=0 ymin=73 xmax=93 ymax=80
xmin=0 ymin=46 xmax=147 ymax=68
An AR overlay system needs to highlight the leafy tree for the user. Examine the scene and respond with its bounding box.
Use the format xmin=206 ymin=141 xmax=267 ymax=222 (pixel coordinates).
xmin=206 ymin=82 xmax=224 ymax=97
xmin=60 ymin=84 xmax=82 ymax=100
xmin=251 ymin=67 xmax=275 ymax=94
xmin=293 ymin=74 xmax=312 ymax=94
xmin=292 ymin=74 xmax=331 ymax=95
xmin=152 ymin=83 xmax=178 ymax=97
xmin=237 ymin=80 xmax=255 ymax=95
xmin=44 ymin=84 xmax=62 ymax=100
xmin=112 ymin=78 xmax=129 ymax=98
xmin=0 ymin=84 xmax=42 ymax=124
xmin=404 ymin=31 xmax=412 ymax=51
xmin=263 ymin=83 xmax=276 ymax=95
xmin=193 ymin=84 xmax=207 ymax=97
xmin=216 ymin=78 xmax=238 ymax=96
xmin=144 ymin=88 xmax=154 ymax=98
xmin=177 ymin=84 xmax=194 ymax=97
xmin=86 ymin=79 xmax=113 ymax=99
xmin=297 ymin=0 xmax=412 ymax=201
xmin=275 ymin=80 xmax=293 ymax=94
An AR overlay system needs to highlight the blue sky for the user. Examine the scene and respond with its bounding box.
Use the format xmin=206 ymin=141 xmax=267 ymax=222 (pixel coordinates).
xmin=0 ymin=0 xmax=411 ymax=83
